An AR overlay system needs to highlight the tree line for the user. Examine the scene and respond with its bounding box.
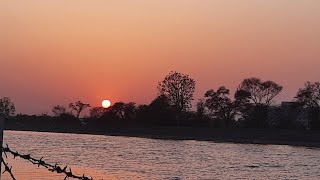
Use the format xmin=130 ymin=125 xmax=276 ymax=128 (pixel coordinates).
xmin=2 ymin=71 xmax=320 ymax=130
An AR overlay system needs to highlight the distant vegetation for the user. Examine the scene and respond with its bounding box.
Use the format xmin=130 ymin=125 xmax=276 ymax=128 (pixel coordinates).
xmin=0 ymin=97 xmax=15 ymax=117
xmin=3 ymin=71 xmax=320 ymax=132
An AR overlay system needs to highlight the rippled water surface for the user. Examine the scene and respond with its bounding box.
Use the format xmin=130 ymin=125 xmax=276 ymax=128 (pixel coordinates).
xmin=2 ymin=130 xmax=320 ymax=179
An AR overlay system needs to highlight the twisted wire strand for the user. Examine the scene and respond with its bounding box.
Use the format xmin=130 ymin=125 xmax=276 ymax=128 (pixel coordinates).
xmin=1 ymin=157 xmax=16 ymax=180
xmin=1 ymin=144 xmax=93 ymax=180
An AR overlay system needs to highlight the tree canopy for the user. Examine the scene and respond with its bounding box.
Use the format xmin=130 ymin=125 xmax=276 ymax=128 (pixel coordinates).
xmin=236 ymin=77 xmax=283 ymax=106
xmin=158 ymin=71 xmax=196 ymax=112
xmin=69 ymin=101 xmax=91 ymax=118
xmin=0 ymin=97 xmax=16 ymax=117
xmin=89 ymin=107 xmax=106 ymax=118
xmin=295 ymin=81 xmax=320 ymax=108
xmin=204 ymin=86 xmax=236 ymax=127
xmin=52 ymin=105 xmax=67 ymax=117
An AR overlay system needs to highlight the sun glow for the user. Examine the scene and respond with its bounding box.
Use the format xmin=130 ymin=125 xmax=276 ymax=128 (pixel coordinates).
xmin=102 ymin=100 xmax=111 ymax=108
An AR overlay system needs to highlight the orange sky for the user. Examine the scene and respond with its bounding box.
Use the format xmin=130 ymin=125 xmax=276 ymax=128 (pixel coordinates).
xmin=1 ymin=0 xmax=320 ymax=114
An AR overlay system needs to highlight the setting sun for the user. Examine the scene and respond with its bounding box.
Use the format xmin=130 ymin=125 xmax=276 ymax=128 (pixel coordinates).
xmin=1 ymin=1 xmax=320 ymax=179
xmin=102 ymin=100 xmax=111 ymax=108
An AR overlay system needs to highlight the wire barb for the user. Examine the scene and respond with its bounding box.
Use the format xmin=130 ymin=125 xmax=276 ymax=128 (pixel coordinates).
xmin=1 ymin=144 xmax=93 ymax=180
xmin=1 ymin=158 xmax=16 ymax=180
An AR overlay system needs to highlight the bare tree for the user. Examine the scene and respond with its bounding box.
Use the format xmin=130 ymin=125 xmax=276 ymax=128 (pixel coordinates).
xmin=236 ymin=77 xmax=283 ymax=106
xmin=52 ymin=105 xmax=67 ymax=117
xmin=158 ymin=71 xmax=196 ymax=112
xmin=0 ymin=97 xmax=16 ymax=117
xmin=295 ymin=81 xmax=320 ymax=108
xmin=69 ymin=101 xmax=91 ymax=118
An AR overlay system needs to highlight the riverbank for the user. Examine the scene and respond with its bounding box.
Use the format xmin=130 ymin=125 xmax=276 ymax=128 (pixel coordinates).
xmin=5 ymin=127 xmax=320 ymax=148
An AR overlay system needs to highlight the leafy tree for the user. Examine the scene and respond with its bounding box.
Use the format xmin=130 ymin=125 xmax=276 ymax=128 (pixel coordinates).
xmin=52 ymin=105 xmax=67 ymax=117
xmin=148 ymin=95 xmax=176 ymax=125
xmin=135 ymin=104 xmax=149 ymax=124
xmin=235 ymin=78 xmax=282 ymax=128
xmin=108 ymin=102 xmax=126 ymax=120
xmin=234 ymin=89 xmax=251 ymax=105
xmin=89 ymin=107 xmax=106 ymax=118
xmin=0 ymin=97 xmax=16 ymax=117
xmin=124 ymin=102 xmax=136 ymax=121
xmin=69 ymin=101 xmax=91 ymax=118
xmin=196 ymin=99 xmax=205 ymax=118
xmin=158 ymin=71 xmax=196 ymax=112
xmin=149 ymin=95 xmax=171 ymax=110
xmin=236 ymin=77 xmax=283 ymax=106
xmin=295 ymin=81 xmax=320 ymax=108
xmin=204 ymin=86 xmax=236 ymax=127
xmin=102 ymin=102 xmax=136 ymax=121
xmin=233 ymin=89 xmax=253 ymax=121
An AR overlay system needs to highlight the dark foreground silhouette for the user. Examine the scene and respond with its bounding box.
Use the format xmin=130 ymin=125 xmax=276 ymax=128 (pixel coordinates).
xmin=2 ymin=73 xmax=320 ymax=147
xmin=5 ymin=117 xmax=320 ymax=148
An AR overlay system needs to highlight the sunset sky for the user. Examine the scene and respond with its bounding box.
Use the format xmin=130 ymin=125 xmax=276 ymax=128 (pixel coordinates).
xmin=1 ymin=1 xmax=320 ymax=114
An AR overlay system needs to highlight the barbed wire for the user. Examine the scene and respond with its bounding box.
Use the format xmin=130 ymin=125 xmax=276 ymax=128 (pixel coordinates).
xmin=1 ymin=157 xmax=16 ymax=180
xmin=1 ymin=144 xmax=93 ymax=180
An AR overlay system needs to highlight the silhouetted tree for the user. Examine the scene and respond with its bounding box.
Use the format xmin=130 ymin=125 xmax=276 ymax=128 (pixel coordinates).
xmin=158 ymin=71 xmax=196 ymax=112
xmin=148 ymin=95 xmax=176 ymax=126
xmin=191 ymin=98 xmax=212 ymax=126
xmin=196 ymin=99 xmax=206 ymax=118
xmin=295 ymin=81 xmax=320 ymax=108
xmin=204 ymin=86 xmax=236 ymax=128
xmin=99 ymin=102 xmax=137 ymax=128
xmin=149 ymin=95 xmax=171 ymax=110
xmin=234 ymin=89 xmax=251 ymax=106
xmin=52 ymin=105 xmax=67 ymax=117
xmin=124 ymin=102 xmax=136 ymax=121
xmin=69 ymin=101 xmax=91 ymax=118
xmin=236 ymin=77 xmax=283 ymax=106
xmin=235 ymin=78 xmax=282 ymax=128
xmin=89 ymin=107 xmax=106 ymax=118
xmin=109 ymin=102 xmax=126 ymax=120
xmin=295 ymin=82 xmax=320 ymax=129
xmin=233 ymin=89 xmax=253 ymax=121
xmin=0 ymin=97 xmax=16 ymax=117
xmin=101 ymin=102 xmax=136 ymax=121
xmin=136 ymin=104 xmax=149 ymax=125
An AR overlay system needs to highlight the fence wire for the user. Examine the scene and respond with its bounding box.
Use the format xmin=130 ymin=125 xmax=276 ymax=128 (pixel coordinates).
xmin=1 ymin=144 xmax=93 ymax=180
